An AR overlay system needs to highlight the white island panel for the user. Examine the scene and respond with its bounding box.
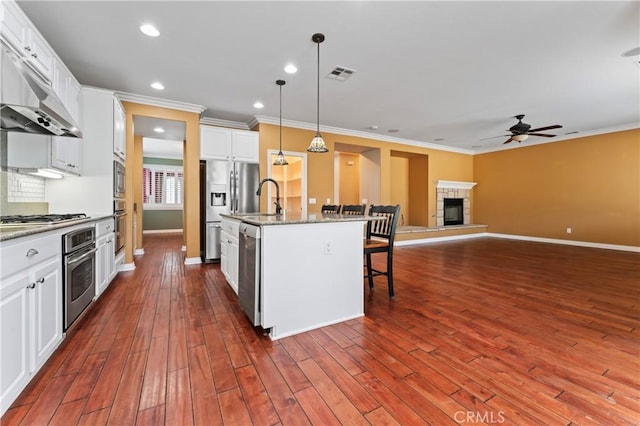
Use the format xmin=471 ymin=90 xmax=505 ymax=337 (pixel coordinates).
xmin=261 ymin=221 xmax=364 ymax=339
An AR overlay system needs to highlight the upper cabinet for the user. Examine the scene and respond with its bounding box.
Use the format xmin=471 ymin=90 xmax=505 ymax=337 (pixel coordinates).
xmin=113 ymin=98 xmax=126 ymax=160
xmin=0 ymin=0 xmax=54 ymax=81
xmin=200 ymin=125 xmax=258 ymax=163
xmin=52 ymin=59 xmax=81 ymax=124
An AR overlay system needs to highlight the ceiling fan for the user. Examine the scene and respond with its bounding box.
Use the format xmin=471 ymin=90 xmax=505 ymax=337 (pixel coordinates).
xmin=495 ymin=114 xmax=563 ymax=144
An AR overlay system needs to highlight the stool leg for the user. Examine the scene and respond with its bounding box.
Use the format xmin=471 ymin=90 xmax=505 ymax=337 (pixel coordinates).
xmin=387 ymin=252 xmax=394 ymax=298
xmin=366 ymin=252 xmax=374 ymax=290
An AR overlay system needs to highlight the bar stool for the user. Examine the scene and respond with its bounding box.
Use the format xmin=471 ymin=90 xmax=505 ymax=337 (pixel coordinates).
xmin=321 ymin=204 xmax=340 ymax=214
xmin=364 ymin=204 xmax=401 ymax=298
xmin=341 ymin=204 xmax=366 ymax=215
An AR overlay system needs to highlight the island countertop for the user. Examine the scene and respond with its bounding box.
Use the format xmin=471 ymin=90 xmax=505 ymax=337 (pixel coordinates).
xmin=220 ymin=212 xmax=373 ymax=226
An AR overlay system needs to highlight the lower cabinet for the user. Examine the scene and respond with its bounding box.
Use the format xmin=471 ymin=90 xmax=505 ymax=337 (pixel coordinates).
xmin=221 ymin=217 xmax=240 ymax=294
xmin=95 ymin=219 xmax=116 ymax=298
xmin=0 ymin=253 xmax=62 ymax=416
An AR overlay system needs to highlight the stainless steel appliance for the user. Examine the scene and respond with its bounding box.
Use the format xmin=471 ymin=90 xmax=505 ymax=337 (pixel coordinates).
xmin=113 ymin=159 xmax=125 ymax=199
xmin=114 ymin=199 xmax=126 ymax=254
xmin=63 ymin=227 xmax=96 ymax=330
xmin=238 ymin=222 xmax=260 ymax=326
xmin=200 ymin=160 xmax=259 ymax=262
xmin=0 ymin=41 xmax=81 ymax=137
xmin=0 ymin=213 xmax=87 ymax=225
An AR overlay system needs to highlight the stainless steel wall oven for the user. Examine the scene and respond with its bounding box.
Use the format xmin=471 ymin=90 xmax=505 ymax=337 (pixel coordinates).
xmin=114 ymin=199 xmax=126 ymax=254
xmin=113 ymin=159 xmax=125 ymax=199
xmin=63 ymin=227 xmax=96 ymax=330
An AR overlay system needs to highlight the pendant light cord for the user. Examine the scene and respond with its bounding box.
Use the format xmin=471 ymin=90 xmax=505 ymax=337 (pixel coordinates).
xmin=316 ymin=38 xmax=320 ymax=135
xmin=279 ymin=83 xmax=283 ymax=149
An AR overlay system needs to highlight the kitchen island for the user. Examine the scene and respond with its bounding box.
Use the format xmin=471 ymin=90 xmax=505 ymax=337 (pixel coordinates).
xmin=221 ymin=212 xmax=370 ymax=340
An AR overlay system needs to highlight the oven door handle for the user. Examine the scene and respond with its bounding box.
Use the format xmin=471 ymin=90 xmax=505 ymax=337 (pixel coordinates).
xmin=67 ymin=247 xmax=97 ymax=265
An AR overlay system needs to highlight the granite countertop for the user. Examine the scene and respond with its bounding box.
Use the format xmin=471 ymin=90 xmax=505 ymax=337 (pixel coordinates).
xmin=0 ymin=214 xmax=114 ymax=242
xmin=221 ymin=212 xmax=377 ymax=226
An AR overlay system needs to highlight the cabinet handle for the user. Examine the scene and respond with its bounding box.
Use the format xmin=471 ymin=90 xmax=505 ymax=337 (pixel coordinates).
xmin=27 ymin=283 xmax=36 ymax=289
xmin=24 ymin=46 xmax=31 ymax=52
xmin=32 ymin=53 xmax=38 ymax=59
xmin=36 ymin=277 xmax=45 ymax=284
xmin=26 ymin=248 xmax=39 ymax=257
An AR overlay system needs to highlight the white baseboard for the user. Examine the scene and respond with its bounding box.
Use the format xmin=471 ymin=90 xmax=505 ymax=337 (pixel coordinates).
xmin=486 ymin=233 xmax=640 ymax=253
xmin=184 ymin=256 xmax=202 ymax=265
xmin=134 ymin=248 xmax=145 ymax=256
xmin=143 ymin=229 xmax=183 ymax=234
xmin=396 ymin=231 xmax=640 ymax=253
xmin=118 ymin=262 xmax=136 ymax=272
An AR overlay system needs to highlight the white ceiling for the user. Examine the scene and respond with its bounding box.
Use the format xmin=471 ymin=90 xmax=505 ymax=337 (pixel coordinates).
xmin=18 ymin=1 xmax=639 ymax=155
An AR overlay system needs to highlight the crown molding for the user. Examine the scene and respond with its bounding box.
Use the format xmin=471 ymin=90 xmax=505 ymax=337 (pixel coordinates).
xmin=252 ymin=115 xmax=474 ymax=155
xmin=116 ymin=91 xmax=206 ymax=114
xmin=199 ymin=117 xmax=251 ymax=130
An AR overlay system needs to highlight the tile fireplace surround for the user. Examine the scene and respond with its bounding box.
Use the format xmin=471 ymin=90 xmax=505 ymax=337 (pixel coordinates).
xmin=436 ymin=180 xmax=477 ymax=227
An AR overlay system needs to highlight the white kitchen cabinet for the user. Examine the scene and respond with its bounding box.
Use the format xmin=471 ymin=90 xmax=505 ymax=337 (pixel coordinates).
xmin=0 ymin=0 xmax=54 ymax=81
xmin=113 ymin=98 xmax=126 ymax=160
xmin=95 ymin=218 xmax=116 ymax=298
xmin=0 ymin=232 xmax=63 ymax=416
xmin=53 ymin=58 xmax=82 ymax=124
xmin=221 ymin=216 xmax=240 ymax=294
xmin=7 ymin=132 xmax=81 ymax=176
xmin=200 ymin=125 xmax=259 ymax=163
xmin=51 ymin=137 xmax=81 ymax=175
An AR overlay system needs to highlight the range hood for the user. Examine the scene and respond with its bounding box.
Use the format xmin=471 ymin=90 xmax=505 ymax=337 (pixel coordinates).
xmin=1 ymin=42 xmax=82 ymax=138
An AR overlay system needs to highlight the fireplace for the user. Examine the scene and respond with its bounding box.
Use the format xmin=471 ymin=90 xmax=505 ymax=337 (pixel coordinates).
xmin=436 ymin=181 xmax=477 ymax=227
xmin=443 ymin=198 xmax=464 ymax=225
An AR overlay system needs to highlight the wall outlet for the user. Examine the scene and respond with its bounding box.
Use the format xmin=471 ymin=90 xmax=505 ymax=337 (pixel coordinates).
xmin=566 ymin=227 xmax=572 ymax=234
xmin=323 ymin=240 xmax=332 ymax=255
xmin=309 ymin=198 xmax=316 ymax=205
xmin=326 ymin=198 xmax=331 ymax=204
xmin=362 ymin=198 xmax=368 ymax=204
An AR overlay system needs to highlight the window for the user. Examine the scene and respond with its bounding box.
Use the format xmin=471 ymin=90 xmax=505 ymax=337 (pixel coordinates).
xmin=143 ymin=164 xmax=183 ymax=210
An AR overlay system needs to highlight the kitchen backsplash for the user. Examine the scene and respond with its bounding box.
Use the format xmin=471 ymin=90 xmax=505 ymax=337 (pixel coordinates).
xmin=0 ymin=170 xmax=48 ymax=215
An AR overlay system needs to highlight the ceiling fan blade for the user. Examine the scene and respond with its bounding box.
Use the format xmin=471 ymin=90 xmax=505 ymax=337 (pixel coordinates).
xmin=503 ymin=137 xmax=514 ymax=144
xmin=480 ymin=134 xmax=509 ymax=141
xmin=528 ymin=124 xmax=562 ymax=132
xmin=528 ymin=133 xmax=556 ymax=137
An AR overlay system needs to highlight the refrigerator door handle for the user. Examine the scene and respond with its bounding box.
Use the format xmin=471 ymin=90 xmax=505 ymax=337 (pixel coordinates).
xmin=235 ymin=170 xmax=239 ymax=212
xmin=229 ymin=169 xmax=235 ymax=213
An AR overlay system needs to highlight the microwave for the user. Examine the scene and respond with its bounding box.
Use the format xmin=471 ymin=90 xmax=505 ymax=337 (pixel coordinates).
xmin=113 ymin=159 xmax=125 ymax=199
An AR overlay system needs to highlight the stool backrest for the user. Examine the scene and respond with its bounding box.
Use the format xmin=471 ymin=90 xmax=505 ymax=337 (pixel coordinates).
xmin=341 ymin=204 xmax=366 ymax=215
xmin=366 ymin=204 xmax=401 ymax=244
xmin=321 ymin=204 xmax=340 ymax=214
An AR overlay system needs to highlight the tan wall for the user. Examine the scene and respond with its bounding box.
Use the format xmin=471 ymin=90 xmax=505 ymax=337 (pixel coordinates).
xmin=389 ymin=156 xmax=409 ymax=223
xmin=338 ymin=153 xmax=360 ymax=204
xmin=257 ymin=123 xmax=473 ymax=223
xmin=121 ymin=102 xmax=200 ymax=262
xmin=408 ymin=155 xmax=429 ymax=226
xmin=474 ymin=129 xmax=640 ymax=246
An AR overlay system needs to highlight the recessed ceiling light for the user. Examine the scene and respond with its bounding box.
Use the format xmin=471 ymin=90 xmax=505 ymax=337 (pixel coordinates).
xmin=140 ymin=24 xmax=160 ymax=37
xmin=153 ymin=127 xmax=165 ymax=133
xmin=253 ymin=101 xmax=264 ymax=109
xmin=284 ymin=64 xmax=298 ymax=74
xmin=367 ymin=125 xmax=379 ymax=130
xmin=150 ymin=82 xmax=164 ymax=90
xmin=434 ymin=137 xmax=445 ymax=141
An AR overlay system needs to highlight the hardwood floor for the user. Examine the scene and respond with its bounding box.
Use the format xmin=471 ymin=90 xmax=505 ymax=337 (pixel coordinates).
xmin=3 ymin=234 xmax=639 ymax=425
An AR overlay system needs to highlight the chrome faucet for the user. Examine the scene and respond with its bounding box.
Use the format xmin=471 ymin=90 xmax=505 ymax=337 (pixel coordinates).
xmin=256 ymin=178 xmax=282 ymax=215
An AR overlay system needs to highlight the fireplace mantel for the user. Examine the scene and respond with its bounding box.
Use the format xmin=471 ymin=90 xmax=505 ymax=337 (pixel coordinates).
xmin=436 ymin=180 xmax=477 ymax=190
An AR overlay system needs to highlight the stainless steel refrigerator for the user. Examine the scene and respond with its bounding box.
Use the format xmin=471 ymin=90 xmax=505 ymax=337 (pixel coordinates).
xmin=200 ymin=159 xmax=260 ymax=262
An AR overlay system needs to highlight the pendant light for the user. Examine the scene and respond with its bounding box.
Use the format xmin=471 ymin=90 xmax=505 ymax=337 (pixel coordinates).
xmin=307 ymin=33 xmax=329 ymax=153
xmin=273 ymin=80 xmax=289 ymax=166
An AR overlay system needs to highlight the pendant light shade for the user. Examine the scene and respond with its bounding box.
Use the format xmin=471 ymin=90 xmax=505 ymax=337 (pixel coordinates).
xmin=273 ymin=80 xmax=289 ymax=166
xmin=307 ymin=33 xmax=329 ymax=153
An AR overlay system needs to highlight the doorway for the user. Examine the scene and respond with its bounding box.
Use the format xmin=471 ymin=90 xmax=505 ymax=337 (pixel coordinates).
xmin=267 ymin=150 xmax=307 ymax=215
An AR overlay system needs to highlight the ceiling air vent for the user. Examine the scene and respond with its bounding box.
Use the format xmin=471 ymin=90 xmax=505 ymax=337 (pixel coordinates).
xmin=326 ymin=66 xmax=356 ymax=82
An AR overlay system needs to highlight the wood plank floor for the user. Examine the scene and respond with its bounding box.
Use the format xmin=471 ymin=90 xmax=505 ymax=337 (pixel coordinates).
xmin=3 ymin=234 xmax=639 ymax=425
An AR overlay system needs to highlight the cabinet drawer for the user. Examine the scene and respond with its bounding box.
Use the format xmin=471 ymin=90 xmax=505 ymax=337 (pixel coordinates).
xmin=0 ymin=233 xmax=60 ymax=280
xmin=95 ymin=218 xmax=114 ymax=237
xmin=221 ymin=218 xmax=240 ymax=236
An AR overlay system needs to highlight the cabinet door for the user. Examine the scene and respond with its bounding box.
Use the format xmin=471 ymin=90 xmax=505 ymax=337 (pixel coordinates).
xmin=24 ymin=29 xmax=54 ymax=81
xmin=200 ymin=126 xmax=231 ymax=160
xmin=229 ymin=238 xmax=239 ymax=294
xmin=113 ymin=98 xmax=126 ymax=160
xmin=0 ymin=270 xmax=30 ymax=414
xmin=0 ymin=1 xmax=27 ymax=56
xmin=232 ymin=130 xmax=259 ymax=163
xmin=31 ymin=257 xmax=62 ymax=372
xmin=66 ymin=77 xmax=82 ymax=123
xmin=51 ymin=137 xmax=80 ymax=174
xmin=106 ymin=233 xmax=116 ymax=283
xmin=95 ymin=234 xmax=109 ymax=297
xmin=220 ymin=233 xmax=229 ymax=281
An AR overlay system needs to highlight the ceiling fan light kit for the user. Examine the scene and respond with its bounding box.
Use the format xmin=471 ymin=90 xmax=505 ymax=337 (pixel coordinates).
xmin=307 ymin=33 xmax=329 ymax=153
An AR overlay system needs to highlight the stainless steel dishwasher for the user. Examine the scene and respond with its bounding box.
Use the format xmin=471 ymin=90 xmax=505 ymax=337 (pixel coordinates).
xmin=238 ymin=222 xmax=261 ymax=326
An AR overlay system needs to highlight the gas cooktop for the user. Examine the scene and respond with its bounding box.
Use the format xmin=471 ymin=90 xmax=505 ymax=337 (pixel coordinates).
xmin=0 ymin=213 xmax=88 ymax=225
